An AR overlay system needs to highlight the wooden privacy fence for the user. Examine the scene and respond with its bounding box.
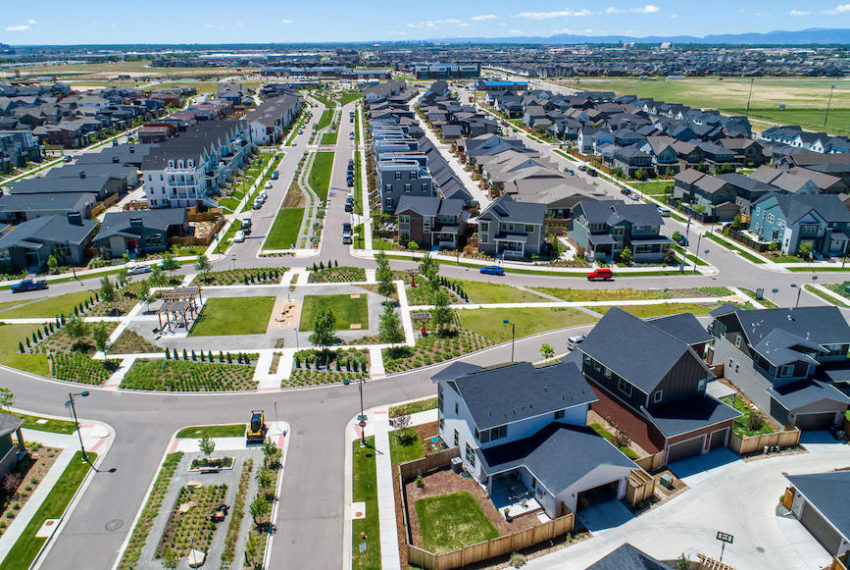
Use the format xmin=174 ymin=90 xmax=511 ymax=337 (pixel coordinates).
xmin=728 ymin=428 xmax=800 ymax=456
xmin=625 ymin=468 xmax=655 ymax=506
xmin=723 ymin=227 xmax=770 ymax=253
xmin=398 ymin=447 xmax=459 ymax=480
xmin=407 ymin=513 xmax=575 ymax=570
xmin=635 ymin=451 xmax=665 ymax=472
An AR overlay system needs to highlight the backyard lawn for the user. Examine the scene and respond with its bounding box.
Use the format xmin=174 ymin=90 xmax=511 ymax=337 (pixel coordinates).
xmin=458 ymin=307 xmax=596 ymax=343
xmin=308 ymin=151 xmax=334 ymax=201
xmin=264 ymin=207 xmax=305 ymax=250
xmin=352 ymin=437 xmax=381 ymax=569
xmin=189 ymin=297 xmax=275 ymax=336
xmin=415 ymin=491 xmax=500 ymax=554
xmin=721 ymin=395 xmax=775 ymax=437
xmin=589 ymin=423 xmax=640 ymax=460
xmin=0 ymin=323 xmax=49 ymax=376
xmin=454 ymin=279 xmax=548 ymax=304
xmin=0 ymin=290 xmax=95 ymax=319
xmin=632 ymin=180 xmax=674 ymax=195
xmin=299 ymin=294 xmax=368 ymax=331
xmin=389 ymin=428 xmax=426 ymax=465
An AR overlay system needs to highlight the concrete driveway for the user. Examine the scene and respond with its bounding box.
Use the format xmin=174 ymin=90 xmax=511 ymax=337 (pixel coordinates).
xmin=576 ymin=499 xmax=634 ymax=533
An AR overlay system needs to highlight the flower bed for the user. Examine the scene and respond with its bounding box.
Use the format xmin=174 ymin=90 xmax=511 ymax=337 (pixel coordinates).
xmin=383 ymin=330 xmax=493 ymax=375
xmin=118 ymin=453 xmax=183 ymax=569
xmin=189 ymin=456 xmax=234 ymax=470
xmin=193 ymin=268 xmax=286 ymax=286
xmin=285 ymin=348 xmax=369 ymax=387
xmin=156 ymin=483 xmax=228 ymax=561
xmin=307 ymin=266 xmax=366 ymax=283
xmin=120 ymin=359 xmax=257 ymax=392
xmin=48 ymin=352 xmax=119 ymax=385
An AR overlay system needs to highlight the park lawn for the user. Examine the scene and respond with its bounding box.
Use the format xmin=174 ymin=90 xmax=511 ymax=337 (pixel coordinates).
xmin=632 ymin=180 xmax=674 ymax=195
xmin=316 ymin=109 xmax=333 ymax=130
xmin=189 ymin=297 xmax=275 ymax=336
xmin=453 ymin=279 xmax=548 ymax=304
xmin=320 ymin=132 xmax=338 ymax=146
xmin=0 ymin=323 xmax=50 ymax=376
xmin=459 ymin=307 xmax=596 ymax=343
xmin=415 ymin=491 xmax=500 ymax=554
xmin=0 ymin=451 xmax=95 ymax=570
xmin=533 ymin=287 xmax=730 ymax=302
xmin=593 ymin=303 xmax=720 ymax=318
xmin=0 ymin=290 xmax=95 ymax=319
xmin=176 ymin=424 xmax=247 ymax=439
xmin=352 ymin=437 xmax=380 ymax=569
xmin=264 ymin=207 xmax=305 ymax=250
xmin=389 ymin=428 xmax=426 ymax=465
xmin=309 ymin=151 xmax=334 ymax=201
xmin=338 ymin=90 xmax=362 ymax=106
xmin=720 ymin=395 xmax=775 ymax=437
xmin=299 ymin=294 xmax=368 ymax=331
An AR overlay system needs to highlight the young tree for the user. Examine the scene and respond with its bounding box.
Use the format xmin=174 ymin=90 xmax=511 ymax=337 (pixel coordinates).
xmin=161 ymin=251 xmax=179 ymax=272
xmin=47 ymin=255 xmax=59 ymax=274
xmin=245 ymin=528 xmax=262 ymax=567
xmin=430 ymin=290 xmax=454 ymax=333
xmin=65 ymin=315 xmax=88 ymax=340
xmin=99 ymin=277 xmax=116 ymax=304
xmin=540 ymin=343 xmax=555 ymax=361
xmin=116 ymin=267 xmax=129 ymax=287
xmin=249 ymin=496 xmax=270 ymax=526
xmin=798 ymin=241 xmax=813 ymax=260
xmin=309 ymin=308 xmax=336 ymax=348
xmin=379 ymin=304 xmax=404 ymax=346
xmin=92 ymin=323 xmax=109 ymax=355
xmin=619 ymin=247 xmax=633 ymax=265
xmin=195 ymin=254 xmax=211 ymax=282
xmin=0 ymin=388 xmax=13 ymax=411
xmin=419 ymin=253 xmax=439 ymax=290
xmin=198 ymin=434 xmax=216 ymax=461
xmin=149 ymin=265 xmax=167 ymax=288
xmin=137 ymin=280 xmax=154 ymax=310
xmin=375 ymin=252 xmax=394 ymax=298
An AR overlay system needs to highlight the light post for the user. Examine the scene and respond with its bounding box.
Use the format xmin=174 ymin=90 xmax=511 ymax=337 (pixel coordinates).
xmin=791 ymin=283 xmax=801 ymax=308
xmin=825 ymin=85 xmax=836 ymax=129
xmin=692 ymin=232 xmax=703 ymax=273
xmin=64 ymin=390 xmax=90 ymax=463
xmin=503 ymin=319 xmax=516 ymax=362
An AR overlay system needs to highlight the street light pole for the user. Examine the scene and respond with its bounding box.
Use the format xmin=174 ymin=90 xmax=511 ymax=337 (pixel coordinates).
xmin=503 ymin=319 xmax=516 ymax=362
xmin=693 ymin=232 xmax=703 ymax=273
xmin=825 ymin=85 xmax=836 ymax=129
xmin=65 ymin=391 xmax=90 ymax=463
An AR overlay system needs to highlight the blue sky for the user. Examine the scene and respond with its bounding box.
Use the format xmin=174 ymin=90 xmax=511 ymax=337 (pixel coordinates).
xmin=4 ymin=1 xmax=850 ymax=44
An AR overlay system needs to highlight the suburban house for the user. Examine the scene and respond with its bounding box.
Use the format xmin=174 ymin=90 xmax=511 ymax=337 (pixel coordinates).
xmin=569 ymin=200 xmax=672 ymax=262
xmin=377 ymin=157 xmax=435 ymax=212
xmin=708 ymin=304 xmax=850 ymax=430
xmin=0 ymin=413 xmax=24 ymax=479
xmin=0 ymin=191 xmax=98 ymax=223
xmin=395 ymin=196 xmax=468 ymax=250
xmin=476 ymin=194 xmax=546 ymax=259
xmin=579 ymin=308 xmax=740 ymax=465
xmin=94 ymin=208 xmax=190 ymax=258
xmin=610 ymin=146 xmax=653 ymax=178
xmin=245 ymin=93 xmax=302 ymax=145
xmin=784 ymin=471 xmax=850 ymax=560
xmin=749 ymin=192 xmax=850 ymax=256
xmin=585 ymin=543 xmax=672 ymax=570
xmin=435 ymin=360 xmax=640 ymax=519
xmin=0 ymin=212 xmax=97 ymax=271
xmin=672 ymin=169 xmax=739 ymax=222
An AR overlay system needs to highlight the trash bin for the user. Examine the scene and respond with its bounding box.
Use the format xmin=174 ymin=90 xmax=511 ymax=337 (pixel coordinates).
xmin=451 ymin=457 xmax=463 ymax=474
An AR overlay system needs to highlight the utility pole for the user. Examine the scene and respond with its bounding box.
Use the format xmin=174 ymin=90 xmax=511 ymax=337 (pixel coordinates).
xmin=825 ymin=85 xmax=836 ymax=129
xmin=745 ymin=77 xmax=755 ymax=116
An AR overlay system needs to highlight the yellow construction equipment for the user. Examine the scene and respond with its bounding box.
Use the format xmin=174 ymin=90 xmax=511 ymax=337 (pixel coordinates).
xmin=247 ymin=410 xmax=267 ymax=443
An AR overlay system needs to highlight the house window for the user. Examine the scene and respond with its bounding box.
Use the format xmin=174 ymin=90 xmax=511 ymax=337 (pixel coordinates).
xmin=735 ymin=334 xmax=742 ymax=348
xmin=437 ymin=384 xmax=443 ymax=411
xmin=653 ymin=390 xmax=663 ymax=403
xmin=394 ymin=172 xmax=401 ymax=180
xmin=438 ymin=411 xmax=444 ymax=430
xmin=603 ymin=367 xmax=612 ymax=379
xmin=698 ymin=378 xmax=706 ymax=392
xmin=618 ymin=378 xmax=632 ymax=397
xmin=779 ymin=364 xmax=794 ymax=378
xmin=398 ymin=215 xmax=410 ymax=224
xmin=767 ymin=213 xmax=774 ymax=224
xmin=187 ymin=159 xmax=194 ymax=168
xmin=454 ymin=402 xmax=458 ymax=415
xmin=453 ymin=429 xmax=459 ymax=447
xmin=404 ymin=184 xmax=411 ymax=193
xmin=465 ymin=443 xmax=476 ymax=467
xmin=554 ymin=409 xmax=565 ymax=420
xmin=735 ymin=364 xmax=740 ymax=374
xmin=168 ymin=160 xmax=174 ymax=168
xmin=524 ymin=224 xmax=534 ymax=233
xmin=488 ymin=425 xmax=508 ymax=441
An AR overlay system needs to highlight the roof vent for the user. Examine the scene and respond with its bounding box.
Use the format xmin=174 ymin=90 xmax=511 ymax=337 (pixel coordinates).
xmin=78 ymin=170 xmax=86 ymax=179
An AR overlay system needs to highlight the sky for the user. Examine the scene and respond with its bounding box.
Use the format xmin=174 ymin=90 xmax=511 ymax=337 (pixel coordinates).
xmin=5 ymin=1 xmax=850 ymax=44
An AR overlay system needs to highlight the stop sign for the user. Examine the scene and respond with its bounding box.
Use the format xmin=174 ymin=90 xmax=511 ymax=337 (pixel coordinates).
xmin=359 ymin=420 xmax=366 ymax=428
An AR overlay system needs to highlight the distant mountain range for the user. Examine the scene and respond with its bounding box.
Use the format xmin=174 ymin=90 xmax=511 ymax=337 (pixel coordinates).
xmin=432 ymin=28 xmax=850 ymax=46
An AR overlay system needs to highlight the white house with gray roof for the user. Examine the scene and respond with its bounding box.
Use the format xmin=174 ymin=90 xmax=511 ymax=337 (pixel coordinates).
xmin=477 ymin=194 xmax=545 ymax=259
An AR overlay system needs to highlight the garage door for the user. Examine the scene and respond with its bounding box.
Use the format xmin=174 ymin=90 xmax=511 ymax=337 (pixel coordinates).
xmin=666 ymin=436 xmax=705 ymax=463
xmin=708 ymin=428 xmax=728 ymax=451
xmin=800 ymin=502 xmax=842 ymax=555
xmin=576 ymin=481 xmax=619 ymax=511
xmin=794 ymin=412 xmax=835 ymax=430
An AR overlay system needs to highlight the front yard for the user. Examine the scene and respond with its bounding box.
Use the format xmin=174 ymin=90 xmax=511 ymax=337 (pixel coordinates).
xmin=352 ymin=437 xmax=381 ymax=570
xmin=190 ymin=297 xmax=275 ymax=336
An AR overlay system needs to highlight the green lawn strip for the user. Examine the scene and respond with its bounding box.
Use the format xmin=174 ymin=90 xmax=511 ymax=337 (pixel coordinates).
xmin=414 ymin=491 xmax=500 ymax=554
xmin=0 ymin=323 xmax=50 ymax=376
xmin=720 ymin=395 xmax=774 ymax=437
xmin=592 ymin=303 xmax=721 ymax=318
xmin=0 ymin=451 xmax=95 ymax=570
xmin=316 ymin=109 xmax=333 ymax=130
xmin=804 ymin=285 xmax=850 ymax=307
xmin=8 ymin=411 xmax=76 ymax=434
xmin=308 ymin=151 xmax=334 ymax=201
xmin=299 ymin=294 xmax=368 ymax=331
xmin=189 ymin=297 xmax=275 ymax=336
xmin=215 ymin=219 xmax=241 ymax=254
xmin=389 ymin=428 xmax=426 ymax=465
xmin=459 ymin=307 xmax=597 ymax=343
xmin=0 ymin=290 xmax=95 ymax=319
xmin=452 ymin=279 xmax=548 ymax=304
xmin=175 ymin=424 xmax=246 ymax=439
xmin=264 ymin=207 xmax=305 ymax=250
xmin=672 ymin=244 xmax=708 ymax=266
xmin=388 ymin=397 xmax=438 ymax=418
xmin=320 ymin=132 xmax=338 ymax=146
xmin=787 ymin=266 xmax=850 ymax=272
xmin=823 ymin=281 xmax=850 ymax=297
xmin=766 ymin=255 xmax=803 ymax=263
xmin=589 ymin=423 xmax=640 ymax=460
xmin=533 ymin=286 xmax=731 ymax=302
xmin=704 ymin=233 xmax=766 ymax=264
xmin=352 ymin=437 xmax=380 ymax=569
xmin=631 ymin=180 xmax=674 ymax=195
xmin=738 ymin=288 xmax=780 ymax=309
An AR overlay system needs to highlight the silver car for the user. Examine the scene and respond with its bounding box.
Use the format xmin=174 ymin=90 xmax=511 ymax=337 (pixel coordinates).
xmin=567 ymin=334 xmax=586 ymax=351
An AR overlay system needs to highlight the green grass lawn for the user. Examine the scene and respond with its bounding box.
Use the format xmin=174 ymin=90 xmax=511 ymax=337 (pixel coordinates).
xmin=299 ymin=294 xmax=368 ymax=331
xmin=454 ymin=279 xmax=548 ymax=304
xmin=264 ymin=207 xmax=305 ymax=250
xmin=804 ymin=285 xmax=850 ymax=308
xmin=338 ymin=90 xmax=362 ymax=106
xmin=739 ymin=288 xmax=780 ymax=308
xmin=389 ymin=428 xmax=426 ymax=465
xmin=0 ymin=323 xmax=49 ymax=376
xmin=632 ymin=180 xmax=674 ymax=195
xmin=0 ymin=290 xmax=95 ymax=319
xmin=8 ymin=411 xmax=76 ymax=434
xmin=458 ymin=307 xmax=596 ymax=343
xmin=389 ymin=397 xmax=438 ymax=418
xmin=720 ymin=395 xmax=774 ymax=437
xmin=189 ymin=297 xmax=275 ymax=336
xmin=352 ymin=437 xmax=380 ymax=569
xmin=316 ymin=109 xmax=333 ymax=130
xmin=589 ymin=423 xmax=640 ymax=460
xmin=415 ymin=491 xmax=500 ymax=554
xmin=705 ymin=233 xmax=766 ymax=264
xmin=593 ymin=303 xmax=720 ymax=318
xmin=534 ymin=287 xmax=730 ymax=302
xmin=175 ymin=424 xmax=246 ymax=439
xmin=308 ymin=151 xmax=334 ymax=201
xmin=0 ymin=451 xmax=95 ymax=570
xmin=320 ymin=132 xmax=338 ymax=146
xmin=217 ymin=197 xmax=240 ymax=212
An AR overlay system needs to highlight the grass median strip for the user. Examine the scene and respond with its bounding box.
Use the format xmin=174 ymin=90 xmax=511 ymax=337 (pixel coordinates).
xmin=265 ymin=207 xmax=305 ymax=250
xmin=352 ymin=437 xmax=380 ymax=569
xmin=705 ymin=233 xmax=766 ymax=264
xmin=309 ymin=151 xmax=334 ymax=201
xmin=175 ymin=424 xmax=246 ymax=439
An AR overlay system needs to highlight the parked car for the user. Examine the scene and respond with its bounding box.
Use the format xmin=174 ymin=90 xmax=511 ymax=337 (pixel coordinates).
xmin=587 ymin=169 xmax=598 ymax=177
xmin=252 ymin=201 xmax=262 ymax=210
xmin=264 ymin=181 xmax=273 ymax=190
xmin=233 ymin=231 xmax=246 ymax=243
xmin=567 ymin=334 xmax=586 ymax=351
xmin=11 ymin=277 xmax=48 ymax=293
xmin=344 ymin=203 xmax=354 ymax=213
xmin=63 ymin=155 xmax=72 ymax=163
xmin=629 ymin=192 xmax=640 ymax=201
xmin=657 ymin=207 xmax=671 ymax=217
xmin=128 ymin=264 xmax=153 ymax=275
xmin=578 ymin=164 xmax=587 ymax=172
xmin=342 ymin=222 xmax=352 ymax=233
xmin=480 ymin=265 xmax=504 ymax=276
xmin=270 ymin=170 xmax=279 ymax=180
xmin=241 ymin=218 xmax=252 ymax=233
xmin=620 ymin=187 xmax=631 ymax=195
xmin=587 ymin=268 xmax=613 ymax=281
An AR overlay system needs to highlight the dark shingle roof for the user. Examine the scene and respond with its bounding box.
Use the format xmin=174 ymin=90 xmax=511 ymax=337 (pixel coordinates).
xmin=478 ymin=194 xmax=544 ymax=226
xmin=0 ymin=412 xmax=23 ymax=438
xmin=141 ymin=120 xmax=246 ymax=170
xmin=96 ymin=209 xmax=187 ymax=242
xmin=786 ymin=471 xmax=850 ymax=541
xmin=735 ymin=306 xmax=850 ymax=350
xmin=0 ymin=214 xmax=97 ymax=248
xmin=585 ymin=543 xmax=671 ymax=570
xmin=645 ymin=396 xmax=740 ymax=438
xmin=767 ymin=379 xmax=850 ymax=410
xmin=648 ymin=313 xmax=711 ymax=346
xmin=577 ymin=199 xmax=662 ymax=228
xmin=395 ymin=196 xmax=441 ymax=217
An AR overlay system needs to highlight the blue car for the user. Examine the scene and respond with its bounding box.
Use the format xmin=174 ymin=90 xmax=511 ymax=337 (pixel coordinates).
xmin=479 ymin=265 xmax=504 ymax=276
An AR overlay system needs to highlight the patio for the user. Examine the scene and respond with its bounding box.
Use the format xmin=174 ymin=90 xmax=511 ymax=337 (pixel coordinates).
xmin=488 ymin=471 xmax=545 ymax=519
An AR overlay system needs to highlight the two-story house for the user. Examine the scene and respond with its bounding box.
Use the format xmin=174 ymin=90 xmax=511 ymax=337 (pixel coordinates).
xmin=377 ymin=157 xmax=435 ymax=212
xmin=708 ymin=304 xmax=850 ymax=430
xmin=750 ymin=192 xmax=850 ymax=256
xmin=610 ymin=146 xmax=653 ymax=178
xmin=568 ymin=199 xmax=673 ymax=262
xmin=579 ymin=308 xmax=740 ymax=465
xmin=435 ymin=360 xmax=639 ymax=519
xmin=476 ymin=194 xmax=545 ymax=259
xmin=395 ymin=196 xmax=468 ymax=250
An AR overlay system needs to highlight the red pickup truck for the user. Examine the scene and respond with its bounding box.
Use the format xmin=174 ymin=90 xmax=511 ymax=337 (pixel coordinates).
xmin=587 ymin=268 xmax=613 ymax=281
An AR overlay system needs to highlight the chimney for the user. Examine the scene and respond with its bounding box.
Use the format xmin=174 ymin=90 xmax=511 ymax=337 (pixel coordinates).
xmin=78 ymin=170 xmax=86 ymax=179
xmin=66 ymin=211 xmax=83 ymax=226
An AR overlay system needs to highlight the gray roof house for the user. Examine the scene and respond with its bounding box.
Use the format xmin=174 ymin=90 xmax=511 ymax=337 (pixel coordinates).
xmin=477 ymin=194 xmax=545 ymax=259
xmin=395 ymin=196 xmax=468 ymax=250
xmin=569 ymin=199 xmax=672 ymax=262
xmin=585 ymin=543 xmax=672 ymax=570
xmin=0 ymin=412 xmax=24 ymax=481
xmin=95 ymin=208 xmax=190 ymax=258
xmin=785 ymin=471 xmax=850 ymax=559
xmin=0 ymin=212 xmax=97 ymax=271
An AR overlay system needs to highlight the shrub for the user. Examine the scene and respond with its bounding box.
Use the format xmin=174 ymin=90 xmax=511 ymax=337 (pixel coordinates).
xmin=746 ymin=411 xmax=765 ymax=432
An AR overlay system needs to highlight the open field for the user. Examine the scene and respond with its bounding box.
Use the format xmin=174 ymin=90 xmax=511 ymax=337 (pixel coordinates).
xmin=3 ymin=61 xmax=259 ymax=81
xmin=458 ymin=307 xmax=596 ymax=343
xmin=190 ymin=297 xmax=275 ymax=336
xmin=557 ymin=77 xmax=850 ymax=135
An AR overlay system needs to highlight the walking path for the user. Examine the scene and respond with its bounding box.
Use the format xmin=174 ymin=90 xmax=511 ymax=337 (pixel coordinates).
xmin=357 ymin=103 xmax=374 ymax=252
xmin=371 ymin=411 xmax=401 ymax=570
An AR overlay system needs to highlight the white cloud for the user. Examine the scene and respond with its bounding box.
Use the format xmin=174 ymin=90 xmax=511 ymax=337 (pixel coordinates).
xmin=755 ymin=12 xmax=770 ymax=17
xmin=407 ymin=18 xmax=470 ymax=29
xmin=552 ymin=28 xmax=596 ymax=35
xmin=508 ymin=29 xmax=524 ymax=34
xmin=669 ymin=13 xmax=679 ymax=18
xmin=605 ymin=7 xmax=626 ymax=14
xmin=471 ymin=14 xmax=497 ymax=21
xmin=824 ymin=4 xmax=850 ymax=13
xmin=632 ymin=5 xmax=661 ymax=13
xmin=281 ymin=19 xmax=293 ymax=24
xmin=790 ymin=10 xmax=811 ymax=16
xmin=5 ymin=25 xmax=31 ymax=32
xmin=517 ymin=8 xmax=592 ymax=20
xmin=27 ymin=19 xmax=37 ymax=25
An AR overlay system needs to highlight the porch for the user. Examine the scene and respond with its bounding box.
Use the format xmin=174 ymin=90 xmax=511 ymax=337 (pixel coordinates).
xmin=486 ymin=470 xmax=545 ymax=520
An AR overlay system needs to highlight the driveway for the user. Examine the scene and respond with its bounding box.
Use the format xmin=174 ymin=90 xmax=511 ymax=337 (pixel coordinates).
xmin=576 ymin=499 xmax=634 ymax=533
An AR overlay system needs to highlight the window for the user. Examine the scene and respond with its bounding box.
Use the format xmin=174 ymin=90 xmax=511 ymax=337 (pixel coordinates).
xmin=394 ymin=172 xmax=401 ymax=180
xmin=618 ymin=378 xmax=632 ymax=397
xmin=779 ymin=364 xmax=794 ymax=378
xmin=735 ymin=334 xmax=742 ymax=348
xmin=404 ymin=184 xmax=411 ymax=193
xmin=524 ymin=224 xmax=534 ymax=233
xmin=437 ymin=384 xmax=443 ymax=411
xmin=554 ymin=409 xmax=565 ymax=420
xmin=384 ymin=184 xmax=392 ymax=193
xmin=698 ymin=378 xmax=706 ymax=392
xmin=735 ymin=364 xmax=740 ymax=374
xmin=453 ymin=429 xmax=459 ymax=447
xmin=438 ymin=411 xmax=444 ymax=430
xmin=398 ymin=215 xmax=410 ymax=224
xmin=488 ymin=425 xmax=508 ymax=441
xmin=603 ymin=367 xmax=612 ymax=379
xmin=465 ymin=443 xmax=476 ymax=467
xmin=767 ymin=213 xmax=774 ymax=224
xmin=653 ymin=390 xmax=663 ymax=403
xmin=409 ymin=171 xmax=417 ymax=180
xmin=187 ymin=159 xmax=194 ymax=168
xmin=168 ymin=160 xmax=174 ymax=168
xmin=454 ymin=402 xmax=458 ymax=415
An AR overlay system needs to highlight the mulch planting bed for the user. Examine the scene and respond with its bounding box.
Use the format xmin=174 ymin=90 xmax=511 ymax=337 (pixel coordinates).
xmin=120 ymin=359 xmax=257 ymax=392
xmin=0 ymin=444 xmax=60 ymax=538
xmin=307 ymin=266 xmax=366 ymax=283
xmin=383 ymin=331 xmax=493 ymax=375
xmin=110 ymin=329 xmax=159 ymax=354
